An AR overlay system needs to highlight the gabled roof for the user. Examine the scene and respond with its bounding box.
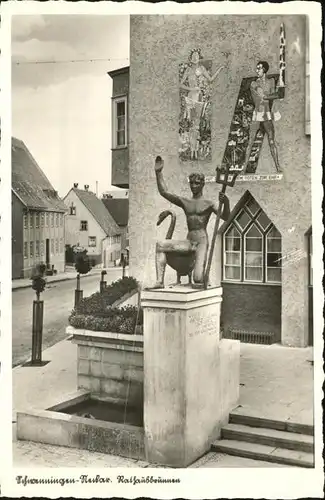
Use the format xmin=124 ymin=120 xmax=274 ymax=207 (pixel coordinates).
xmin=101 ymin=198 xmax=128 ymax=227
xmin=66 ymin=188 xmax=121 ymax=237
xmin=11 ymin=137 xmax=67 ymax=212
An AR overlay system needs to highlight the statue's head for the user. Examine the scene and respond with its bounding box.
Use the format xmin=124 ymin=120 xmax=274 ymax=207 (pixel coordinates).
xmin=189 ymin=48 xmax=202 ymax=64
xmin=189 ymin=172 xmax=205 ymax=195
xmin=256 ymin=60 xmax=269 ymax=77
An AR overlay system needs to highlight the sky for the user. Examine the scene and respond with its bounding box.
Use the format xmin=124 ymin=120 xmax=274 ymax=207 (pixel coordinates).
xmin=11 ymin=14 xmax=129 ymax=198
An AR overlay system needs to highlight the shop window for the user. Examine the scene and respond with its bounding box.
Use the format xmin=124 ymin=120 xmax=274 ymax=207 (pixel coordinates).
xmin=88 ymin=236 xmax=96 ymax=247
xmin=80 ymin=220 xmax=88 ymax=231
xmin=222 ymin=195 xmax=282 ymax=284
xmin=112 ymin=96 xmax=127 ymax=148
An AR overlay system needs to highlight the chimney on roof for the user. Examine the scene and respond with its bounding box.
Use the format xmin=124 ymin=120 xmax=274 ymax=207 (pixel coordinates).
xmin=84 ymin=185 xmax=89 ymax=191
xmin=73 ymin=183 xmax=78 ymax=188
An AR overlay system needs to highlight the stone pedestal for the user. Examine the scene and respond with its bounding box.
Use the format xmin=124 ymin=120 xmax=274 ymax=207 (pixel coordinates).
xmin=141 ymin=286 xmax=240 ymax=467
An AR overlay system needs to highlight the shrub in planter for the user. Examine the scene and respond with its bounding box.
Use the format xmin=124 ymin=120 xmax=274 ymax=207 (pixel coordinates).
xmin=74 ymin=276 xmax=139 ymax=315
xmin=69 ymin=305 xmax=143 ymax=335
xmin=68 ymin=276 xmax=142 ymax=335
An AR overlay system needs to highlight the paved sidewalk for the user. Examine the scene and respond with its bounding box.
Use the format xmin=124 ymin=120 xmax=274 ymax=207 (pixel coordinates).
xmin=12 ymin=266 xmax=128 ymax=291
xmin=12 ymin=339 xmax=314 ymax=468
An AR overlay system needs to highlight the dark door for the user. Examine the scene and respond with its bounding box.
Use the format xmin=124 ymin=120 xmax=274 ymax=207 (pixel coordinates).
xmin=46 ymin=239 xmax=50 ymax=267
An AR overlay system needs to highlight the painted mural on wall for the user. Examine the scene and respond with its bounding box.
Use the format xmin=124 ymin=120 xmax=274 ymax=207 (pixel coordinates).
xmin=220 ymin=24 xmax=286 ymax=177
xmin=179 ymin=49 xmax=224 ymax=162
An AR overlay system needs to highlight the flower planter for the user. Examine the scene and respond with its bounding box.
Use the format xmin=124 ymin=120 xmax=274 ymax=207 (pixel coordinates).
xmin=66 ymin=326 xmax=144 ymax=408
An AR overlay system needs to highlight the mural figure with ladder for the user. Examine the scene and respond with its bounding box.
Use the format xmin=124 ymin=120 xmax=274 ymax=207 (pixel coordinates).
xmin=220 ymin=23 xmax=286 ymax=176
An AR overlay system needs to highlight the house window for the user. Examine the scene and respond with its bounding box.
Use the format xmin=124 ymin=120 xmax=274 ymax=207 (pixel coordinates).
xmin=80 ymin=220 xmax=88 ymax=231
xmin=51 ymin=239 xmax=54 ymax=254
xmin=56 ymin=213 xmax=59 ymax=227
xmin=59 ymin=238 xmax=63 ymax=253
xmin=35 ymin=241 xmax=40 ymax=257
xmin=222 ymin=195 xmax=282 ymax=284
xmin=40 ymin=241 xmax=44 ymax=256
xmin=50 ymin=213 xmax=54 ymax=227
xmin=69 ymin=203 xmax=76 ymax=216
xmin=45 ymin=213 xmax=49 ymax=227
xmin=112 ymin=96 xmax=127 ymax=148
xmin=41 ymin=213 xmax=44 ymax=227
xmin=60 ymin=214 xmax=64 ymax=226
xmin=24 ymin=242 xmax=28 ymax=259
xmin=23 ymin=214 xmax=27 ymax=229
xmin=88 ymin=236 xmax=96 ymax=247
xmin=29 ymin=213 xmax=33 ymax=228
xmin=55 ymin=239 xmax=59 ymax=253
xmin=30 ymin=241 xmax=34 ymax=257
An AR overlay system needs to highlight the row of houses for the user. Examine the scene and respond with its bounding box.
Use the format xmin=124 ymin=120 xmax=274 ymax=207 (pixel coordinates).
xmin=11 ymin=137 xmax=128 ymax=279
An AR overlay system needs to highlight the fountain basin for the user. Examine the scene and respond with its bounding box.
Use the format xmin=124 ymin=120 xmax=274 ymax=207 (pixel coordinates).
xmin=16 ymin=390 xmax=145 ymax=460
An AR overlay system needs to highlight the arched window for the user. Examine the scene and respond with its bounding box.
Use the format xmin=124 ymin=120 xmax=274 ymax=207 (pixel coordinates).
xmin=222 ymin=195 xmax=282 ymax=284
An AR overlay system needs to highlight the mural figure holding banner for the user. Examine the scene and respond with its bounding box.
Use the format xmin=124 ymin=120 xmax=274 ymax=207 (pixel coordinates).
xmin=244 ymin=60 xmax=283 ymax=173
xmin=179 ymin=48 xmax=224 ymax=162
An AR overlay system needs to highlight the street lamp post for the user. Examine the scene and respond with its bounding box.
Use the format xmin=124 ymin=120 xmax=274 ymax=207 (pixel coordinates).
xmin=74 ymin=252 xmax=91 ymax=308
xmin=30 ymin=268 xmax=46 ymax=366
xmin=100 ymin=270 xmax=107 ymax=293
xmin=75 ymin=273 xmax=83 ymax=308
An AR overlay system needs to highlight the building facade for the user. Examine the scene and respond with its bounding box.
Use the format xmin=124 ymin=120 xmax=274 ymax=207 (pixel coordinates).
xmin=64 ymin=185 xmax=121 ymax=267
xmin=111 ymin=15 xmax=313 ymax=348
xmin=102 ymin=195 xmax=129 ymax=257
xmin=12 ymin=138 xmax=66 ymax=279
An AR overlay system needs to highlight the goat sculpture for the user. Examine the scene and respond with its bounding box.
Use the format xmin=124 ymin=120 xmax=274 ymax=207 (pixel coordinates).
xmin=157 ymin=210 xmax=196 ymax=285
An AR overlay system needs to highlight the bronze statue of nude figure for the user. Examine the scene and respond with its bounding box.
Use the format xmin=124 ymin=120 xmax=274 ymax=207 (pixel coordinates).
xmin=153 ymin=156 xmax=230 ymax=289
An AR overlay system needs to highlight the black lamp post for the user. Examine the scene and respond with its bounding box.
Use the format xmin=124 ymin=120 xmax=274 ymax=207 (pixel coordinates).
xmin=74 ymin=252 xmax=91 ymax=308
xmin=100 ymin=270 xmax=107 ymax=293
xmin=30 ymin=269 xmax=46 ymax=366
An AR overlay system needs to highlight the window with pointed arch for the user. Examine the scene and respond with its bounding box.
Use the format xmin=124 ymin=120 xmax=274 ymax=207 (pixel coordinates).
xmin=223 ymin=196 xmax=282 ymax=284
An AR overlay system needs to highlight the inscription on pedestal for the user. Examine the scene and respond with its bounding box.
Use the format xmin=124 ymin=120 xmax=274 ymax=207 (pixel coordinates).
xmin=188 ymin=311 xmax=219 ymax=337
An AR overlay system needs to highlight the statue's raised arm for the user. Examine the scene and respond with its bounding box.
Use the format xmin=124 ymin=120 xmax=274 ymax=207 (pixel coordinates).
xmin=155 ymin=156 xmax=184 ymax=209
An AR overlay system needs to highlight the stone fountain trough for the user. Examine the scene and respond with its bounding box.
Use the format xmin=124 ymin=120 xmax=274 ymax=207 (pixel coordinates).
xmin=17 ymin=327 xmax=146 ymax=460
xmin=17 ymin=286 xmax=240 ymax=467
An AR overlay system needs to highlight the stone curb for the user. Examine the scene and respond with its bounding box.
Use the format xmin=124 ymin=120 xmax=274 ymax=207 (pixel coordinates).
xmin=12 ymin=267 xmax=128 ymax=292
